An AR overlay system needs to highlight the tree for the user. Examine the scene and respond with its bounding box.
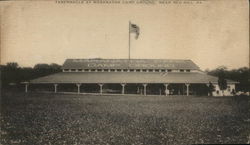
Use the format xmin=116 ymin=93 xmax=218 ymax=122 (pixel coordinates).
xmin=208 ymin=82 xmax=215 ymax=96
xmin=218 ymin=70 xmax=227 ymax=96
xmin=2 ymin=62 xmax=21 ymax=85
xmin=33 ymin=64 xmax=50 ymax=70
xmin=49 ymin=63 xmax=61 ymax=73
xmin=6 ymin=62 xmax=19 ymax=70
xmin=33 ymin=63 xmax=61 ymax=77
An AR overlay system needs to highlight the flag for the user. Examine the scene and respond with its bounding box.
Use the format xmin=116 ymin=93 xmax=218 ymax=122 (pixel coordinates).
xmin=130 ymin=23 xmax=140 ymax=39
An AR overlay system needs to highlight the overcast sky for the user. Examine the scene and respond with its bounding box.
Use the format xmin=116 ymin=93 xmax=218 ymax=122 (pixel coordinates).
xmin=0 ymin=0 xmax=249 ymax=70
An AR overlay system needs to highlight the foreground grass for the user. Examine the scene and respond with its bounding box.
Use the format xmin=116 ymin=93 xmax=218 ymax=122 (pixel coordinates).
xmin=1 ymin=91 xmax=250 ymax=145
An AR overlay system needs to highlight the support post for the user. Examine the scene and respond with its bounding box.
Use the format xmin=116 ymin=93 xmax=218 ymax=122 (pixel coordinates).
xmin=25 ymin=83 xmax=29 ymax=93
xmin=143 ymin=84 xmax=147 ymax=96
xmin=129 ymin=21 xmax=131 ymax=59
xmin=99 ymin=84 xmax=103 ymax=94
xmin=121 ymin=83 xmax=126 ymax=95
xmin=164 ymin=84 xmax=169 ymax=96
xmin=185 ymin=83 xmax=190 ymax=96
xmin=76 ymin=84 xmax=81 ymax=94
xmin=54 ymin=84 xmax=58 ymax=93
xmin=206 ymin=83 xmax=210 ymax=96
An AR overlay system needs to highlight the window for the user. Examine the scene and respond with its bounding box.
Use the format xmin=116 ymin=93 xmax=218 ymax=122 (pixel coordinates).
xmin=180 ymin=69 xmax=184 ymax=72
xmin=161 ymin=69 xmax=166 ymax=72
xmin=71 ymin=69 xmax=76 ymax=72
xmin=167 ymin=69 xmax=172 ymax=72
xmin=91 ymin=69 xmax=95 ymax=72
xmin=97 ymin=69 xmax=102 ymax=72
xmin=142 ymin=69 xmax=147 ymax=72
xmin=84 ymin=69 xmax=89 ymax=72
xmin=148 ymin=69 xmax=153 ymax=72
xmin=117 ymin=69 xmax=121 ymax=72
xmin=130 ymin=69 xmax=134 ymax=72
xmin=136 ymin=69 xmax=140 ymax=72
xmin=104 ymin=69 xmax=108 ymax=72
xmin=123 ymin=69 xmax=128 ymax=72
xmin=110 ymin=69 xmax=115 ymax=72
xmin=155 ymin=69 xmax=160 ymax=72
xmin=64 ymin=69 xmax=69 ymax=72
xmin=186 ymin=69 xmax=190 ymax=72
xmin=78 ymin=69 xmax=82 ymax=71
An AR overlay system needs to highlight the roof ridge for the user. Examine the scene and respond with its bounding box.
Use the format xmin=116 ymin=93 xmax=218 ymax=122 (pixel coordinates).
xmin=66 ymin=58 xmax=192 ymax=61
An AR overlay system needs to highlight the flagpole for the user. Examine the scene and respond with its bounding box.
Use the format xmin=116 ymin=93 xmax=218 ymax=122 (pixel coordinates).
xmin=129 ymin=21 xmax=131 ymax=60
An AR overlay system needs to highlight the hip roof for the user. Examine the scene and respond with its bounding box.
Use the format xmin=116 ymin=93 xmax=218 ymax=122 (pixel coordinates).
xmin=29 ymin=72 xmax=238 ymax=84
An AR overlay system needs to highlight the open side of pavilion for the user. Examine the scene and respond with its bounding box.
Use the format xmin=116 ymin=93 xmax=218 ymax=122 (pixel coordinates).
xmin=23 ymin=72 xmax=238 ymax=96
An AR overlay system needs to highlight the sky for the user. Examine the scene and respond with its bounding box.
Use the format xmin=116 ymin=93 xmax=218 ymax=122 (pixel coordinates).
xmin=0 ymin=0 xmax=249 ymax=70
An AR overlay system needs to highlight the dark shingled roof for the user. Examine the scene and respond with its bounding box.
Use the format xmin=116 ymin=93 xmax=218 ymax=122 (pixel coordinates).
xmin=62 ymin=59 xmax=200 ymax=70
xmin=29 ymin=72 xmax=238 ymax=84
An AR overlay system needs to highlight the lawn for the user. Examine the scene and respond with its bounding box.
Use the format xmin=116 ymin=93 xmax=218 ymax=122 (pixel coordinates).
xmin=1 ymin=91 xmax=250 ymax=145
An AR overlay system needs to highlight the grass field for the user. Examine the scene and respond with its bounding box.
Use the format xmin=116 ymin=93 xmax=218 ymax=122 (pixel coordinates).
xmin=1 ymin=91 xmax=250 ymax=145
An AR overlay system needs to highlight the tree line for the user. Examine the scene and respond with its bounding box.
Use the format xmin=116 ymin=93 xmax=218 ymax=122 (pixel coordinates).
xmin=1 ymin=62 xmax=61 ymax=88
xmin=205 ymin=66 xmax=249 ymax=92
xmin=1 ymin=62 xmax=249 ymax=92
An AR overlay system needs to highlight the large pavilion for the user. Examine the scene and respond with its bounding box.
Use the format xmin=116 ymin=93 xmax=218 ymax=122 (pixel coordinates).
xmin=23 ymin=59 xmax=237 ymax=96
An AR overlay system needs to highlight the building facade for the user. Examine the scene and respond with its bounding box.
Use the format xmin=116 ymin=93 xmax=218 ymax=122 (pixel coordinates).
xmin=24 ymin=59 xmax=238 ymax=96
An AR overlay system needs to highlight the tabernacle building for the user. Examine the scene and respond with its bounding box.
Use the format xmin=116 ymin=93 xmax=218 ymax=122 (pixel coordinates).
xmin=24 ymin=59 xmax=237 ymax=96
